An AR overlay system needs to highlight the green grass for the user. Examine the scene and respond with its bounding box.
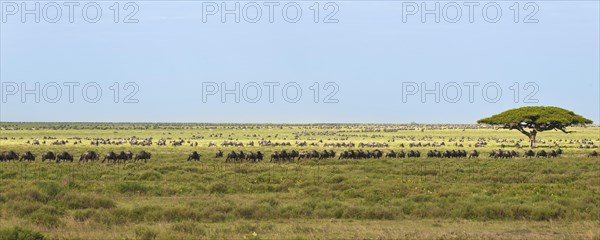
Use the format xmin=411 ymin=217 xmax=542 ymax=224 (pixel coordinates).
xmin=0 ymin=123 xmax=599 ymax=239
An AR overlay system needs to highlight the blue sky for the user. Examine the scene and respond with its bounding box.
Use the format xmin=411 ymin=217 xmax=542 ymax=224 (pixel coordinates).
xmin=1 ymin=1 xmax=598 ymax=123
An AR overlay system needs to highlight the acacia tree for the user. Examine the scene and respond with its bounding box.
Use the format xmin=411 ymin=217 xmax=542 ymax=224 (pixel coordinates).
xmin=478 ymin=106 xmax=592 ymax=148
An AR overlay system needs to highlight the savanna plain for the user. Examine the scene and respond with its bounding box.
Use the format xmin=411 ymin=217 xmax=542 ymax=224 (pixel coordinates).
xmin=0 ymin=123 xmax=598 ymax=239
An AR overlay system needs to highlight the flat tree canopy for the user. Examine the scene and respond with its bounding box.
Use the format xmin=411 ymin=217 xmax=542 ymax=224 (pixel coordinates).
xmin=478 ymin=106 xmax=593 ymax=148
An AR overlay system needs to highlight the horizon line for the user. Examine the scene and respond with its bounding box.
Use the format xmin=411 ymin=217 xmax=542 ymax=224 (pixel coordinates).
xmin=1 ymin=121 xmax=599 ymax=127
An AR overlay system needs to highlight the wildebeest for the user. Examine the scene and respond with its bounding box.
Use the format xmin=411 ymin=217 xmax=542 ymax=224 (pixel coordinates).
xmin=215 ymin=150 xmax=223 ymax=158
xmin=42 ymin=151 xmax=56 ymax=162
xmin=524 ymin=150 xmax=535 ymax=158
xmin=356 ymin=150 xmax=368 ymax=159
xmin=245 ymin=151 xmax=263 ymax=162
xmin=338 ymin=149 xmax=401 ymax=160
xmin=135 ymin=151 xmax=152 ymax=162
xmin=103 ymin=151 xmax=118 ymax=163
xmin=125 ymin=151 xmax=133 ymax=161
xmin=338 ymin=150 xmax=354 ymax=160
xmin=20 ymin=151 xmax=35 ymax=162
xmin=227 ymin=151 xmax=245 ymax=162
xmin=188 ymin=151 xmax=200 ymax=161
xmin=307 ymin=150 xmax=319 ymax=159
xmin=79 ymin=151 xmax=99 ymax=162
xmin=489 ymin=149 xmax=518 ymax=159
xmin=590 ymin=151 xmax=599 ymax=157
xmin=270 ymin=151 xmax=281 ymax=162
xmin=271 ymin=151 xmax=291 ymax=162
xmin=117 ymin=151 xmax=130 ymax=163
xmin=56 ymin=152 xmax=73 ymax=162
xmin=289 ymin=150 xmax=299 ymax=160
xmin=226 ymin=151 xmax=237 ymax=163
xmin=297 ymin=151 xmax=309 ymax=160
xmin=319 ymin=150 xmax=335 ymax=160
xmin=370 ymin=149 xmax=383 ymax=159
xmin=427 ymin=150 xmax=442 ymax=158
xmin=468 ymin=150 xmax=479 ymax=159
xmin=407 ymin=150 xmax=420 ymax=158
xmin=536 ymin=150 xmax=548 ymax=158
xmin=1 ymin=151 xmax=19 ymax=162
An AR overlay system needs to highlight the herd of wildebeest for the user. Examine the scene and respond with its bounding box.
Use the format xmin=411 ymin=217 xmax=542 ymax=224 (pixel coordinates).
xmin=0 ymin=150 xmax=153 ymax=163
xmin=1 ymin=148 xmax=598 ymax=164
xmin=1 ymin=135 xmax=599 ymax=163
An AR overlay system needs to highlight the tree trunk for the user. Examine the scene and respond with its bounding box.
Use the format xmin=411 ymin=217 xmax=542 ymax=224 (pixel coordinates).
xmin=529 ymin=130 xmax=537 ymax=148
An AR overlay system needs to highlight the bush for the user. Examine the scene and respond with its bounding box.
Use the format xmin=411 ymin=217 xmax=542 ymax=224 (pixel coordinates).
xmin=7 ymin=190 xmax=49 ymax=203
xmin=161 ymin=207 xmax=200 ymax=222
xmin=134 ymin=226 xmax=158 ymax=240
xmin=209 ymin=183 xmax=228 ymax=194
xmin=117 ymin=182 xmax=149 ymax=194
xmin=171 ymin=222 xmax=206 ymax=236
xmin=138 ymin=171 xmax=162 ymax=181
xmin=510 ymin=205 xmax=532 ymax=220
xmin=532 ymin=204 xmax=566 ymax=221
xmin=365 ymin=206 xmax=397 ymax=220
xmin=73 ymin=209 xmax=96 ymax=222
xmin=91 ymin=210 xmax=127 ymax=226
xmin=28 ymin=206 xmax=63 ymax=228
xmin=59 ymin=193 xmax=115 ymax=209
xmin=481 ymin=204 xmax=511 ymax=220
xmin=0 ymin=227 xmax=45 ymax=240
xmin=326 ymin=175 xmax=346 ymax=184
xmin=199 ymin=203 xmax=233 ymax=222
xmin=36 ymin=182 xmax=63 ymax=198
xmin=10 ymin=202 xmax=42 ymax=218
xmin=259 ymin=197 xmax=279 ymax=207
xmin=127 ymin=206 xmax=164 ymax=223
xmin=342 ymin=206 xmax=364 ymax=219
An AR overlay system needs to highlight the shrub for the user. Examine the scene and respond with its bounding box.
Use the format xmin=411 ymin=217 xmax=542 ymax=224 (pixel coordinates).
xmin=10 ymin=201 xmax=44 ymax=218
xmin=28 ymin=207 xmax=62 ymax=228
xmin=0 ymin=227 xmax=45 ymax=240
xmin=365 ymin=206 xmax=397 ymax=220
xmin=510 ymin=205 xmax=532 ymax=220
xmin=171 ymin=222 xmax=206 ymax=236
xmin=342 ymin=206 xmax=364 ymax=219
xmin=259 ymin=197 xmax=279 ymax=207
xmin=138 ymin=171 xmax=162 ymax=181
xmin=326 ymin=175 xmax=346 ymax=184
xmin=36 ymin=182 xmax=63 ymax=199
xmin=128 ymin=206 xmax=164 ymax=222
xmin=199 ymin=203 xmax=233 ymax=222
xmin=209 ymin=183 xmax=228 ymax=194
xmin=59 ymin=193 xmax=115 ymax=209
xmin=117 ymin=182 xmax=149 ymax=194
xmin=7 ymin=190 xmax=49 ymax=203
xmin=482 ymin=204 xmax=511 ymax=220
xmin=161 ymin=207 xmax=200 ymax=222
xmin=134 ymin=226 xmax=158 ymax=240
xmin=91 ymin=210 xmax=126 ymax=226
xmin=73 ymin=209 xmax=96 ymax=222
xmin=532 ymin=204 xmax=566 ymax=221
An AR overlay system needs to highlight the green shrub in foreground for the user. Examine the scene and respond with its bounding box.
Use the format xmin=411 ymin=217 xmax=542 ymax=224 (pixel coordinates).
xmin=0 ymin=227 xmax=45 ymax=240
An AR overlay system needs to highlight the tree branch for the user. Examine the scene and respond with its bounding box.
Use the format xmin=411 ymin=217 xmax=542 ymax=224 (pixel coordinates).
xmin=507 ymin=124 xmax=531 ymax=138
